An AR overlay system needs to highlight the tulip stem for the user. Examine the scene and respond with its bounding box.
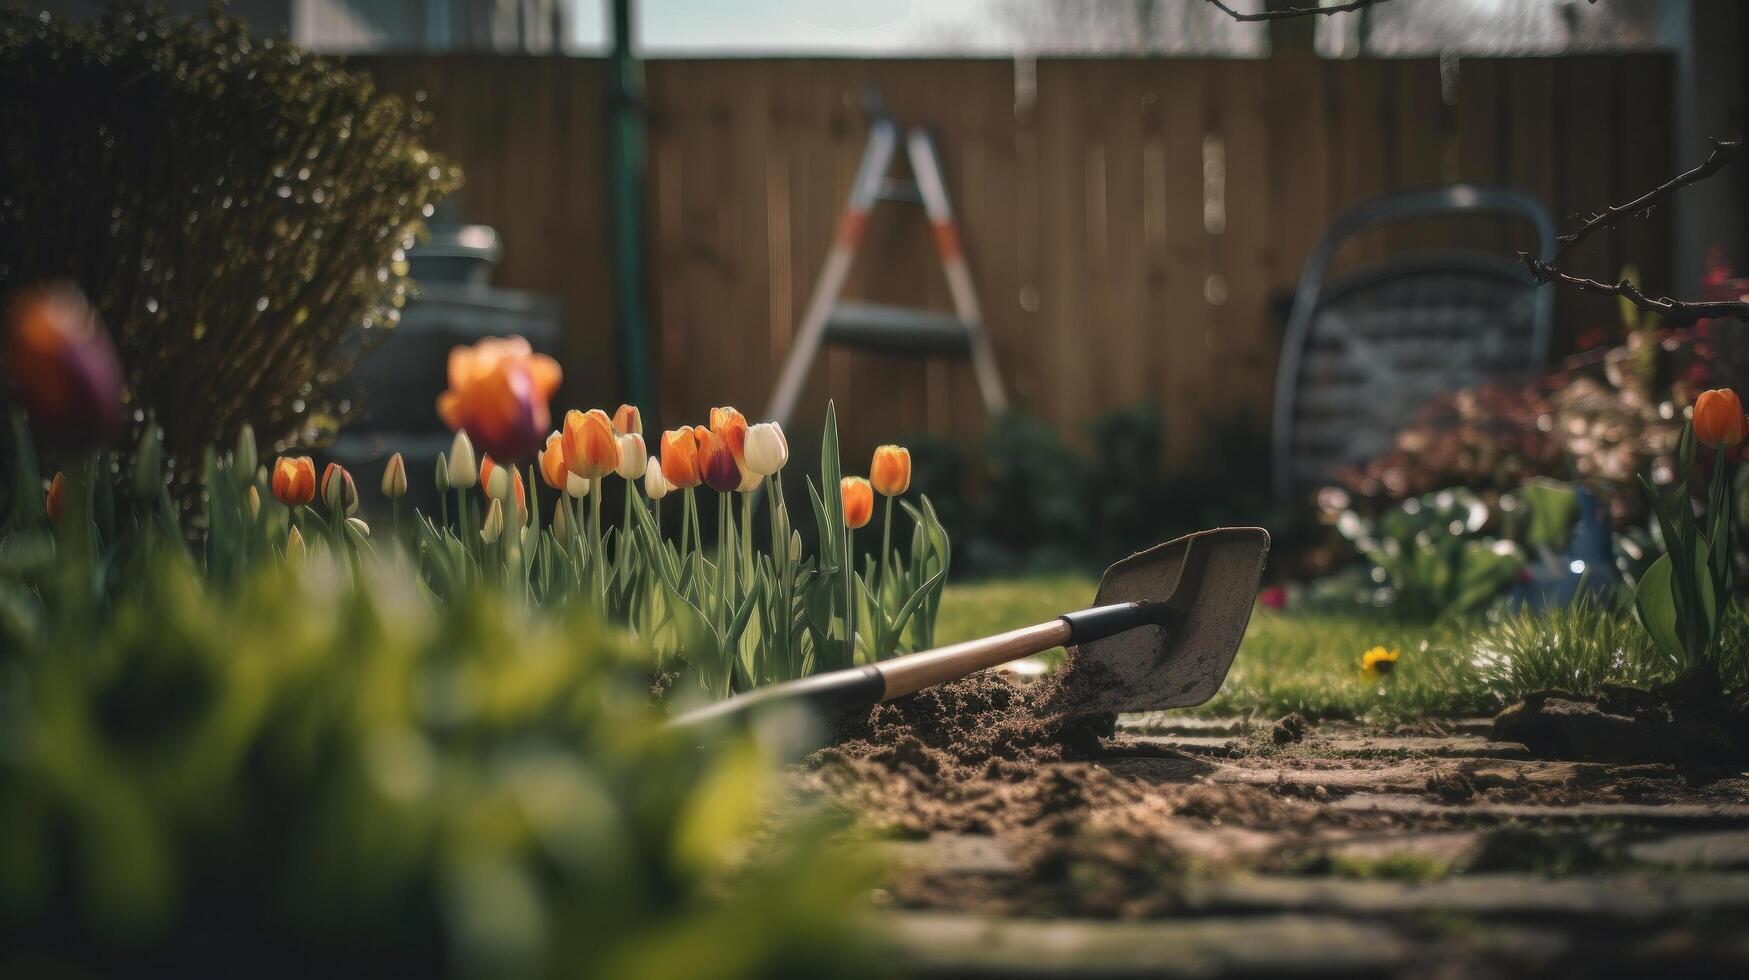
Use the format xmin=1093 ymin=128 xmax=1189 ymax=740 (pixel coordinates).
xmin=843 ymin=524 xmax=856 ymax=670
xmin=741 ymin=491 xmax=754 ymax=582
xmin=590 ymin=483 xmax=604 ymax=605
xmin=879 ymin=495 xmax=894 ymax=611
xmin=716 ymin=490 xmax=730 ymax=634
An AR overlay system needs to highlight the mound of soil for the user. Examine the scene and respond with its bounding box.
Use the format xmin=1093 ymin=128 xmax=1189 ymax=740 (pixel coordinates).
xmin=1493 ymin=679 xmax=1749 ymax=775
xmin=803 ymin=673 xmax=1124 ymax=835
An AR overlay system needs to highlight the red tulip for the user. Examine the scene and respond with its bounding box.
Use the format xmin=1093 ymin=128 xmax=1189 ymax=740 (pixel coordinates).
xmin=435 ymin=336 xmax=561 ymax=461
xmin=3 ymin=283 xmax=124 ymax=450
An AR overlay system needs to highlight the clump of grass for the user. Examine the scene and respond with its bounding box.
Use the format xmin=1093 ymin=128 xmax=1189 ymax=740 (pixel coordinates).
xmin=1461 ymin=595 xmax=1671 ymax=700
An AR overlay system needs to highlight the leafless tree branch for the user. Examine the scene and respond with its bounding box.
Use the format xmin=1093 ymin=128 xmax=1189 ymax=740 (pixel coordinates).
xmin=1550 ymin=138 xmax=1742 ymax=266
xmin=1204 ymin=0 xmax=1393 ymax=22
xmin=1521 ymin=257 xmax=1749 ymax=326
xmin=1525 ymin=138 xmax=1749 ymax=325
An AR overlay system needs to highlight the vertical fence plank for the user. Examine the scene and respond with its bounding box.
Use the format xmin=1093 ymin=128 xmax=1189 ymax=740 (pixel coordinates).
xmin=355 ymin=54 xmax=1677 ymax=469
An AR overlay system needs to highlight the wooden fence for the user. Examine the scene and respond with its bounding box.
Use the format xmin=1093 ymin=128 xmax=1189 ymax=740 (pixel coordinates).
xmin=355 ymin=54 xmax=1673 ymax=464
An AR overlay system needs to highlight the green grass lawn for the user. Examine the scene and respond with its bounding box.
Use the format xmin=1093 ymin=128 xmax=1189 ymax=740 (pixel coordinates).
xmin=934 ymin=575 xmax=1746 ymax=722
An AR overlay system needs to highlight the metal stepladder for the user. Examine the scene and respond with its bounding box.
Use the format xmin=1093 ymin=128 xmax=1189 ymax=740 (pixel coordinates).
xmin=763 ymin=100 xmax=1009 ymax=429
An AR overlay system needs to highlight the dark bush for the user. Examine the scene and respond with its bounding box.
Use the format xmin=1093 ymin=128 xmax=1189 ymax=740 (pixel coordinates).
xmin=0 ymin=3 xmax=459 ymax=493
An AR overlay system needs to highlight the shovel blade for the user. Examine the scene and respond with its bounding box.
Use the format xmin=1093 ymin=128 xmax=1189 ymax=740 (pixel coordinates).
xmin=1067 ymin=527 xmax=1270 ymax=715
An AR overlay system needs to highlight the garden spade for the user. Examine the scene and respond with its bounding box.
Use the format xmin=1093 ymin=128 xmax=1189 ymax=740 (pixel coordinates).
xmin=670 ymin=527 xmax=1269 ymax=732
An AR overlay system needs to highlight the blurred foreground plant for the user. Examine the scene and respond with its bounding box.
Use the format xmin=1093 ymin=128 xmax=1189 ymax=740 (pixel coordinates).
xmin=0 ymin=546 xmax=878 ymax=979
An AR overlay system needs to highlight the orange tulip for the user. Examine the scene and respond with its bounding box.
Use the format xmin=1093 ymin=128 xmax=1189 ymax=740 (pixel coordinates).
xmin=435 ymin=336 xmax=561 ymax=461
xmin=538 ymin=431 xmax=569 ymax=489
xmin=320 ymin=462 xmax=359 ymax=515
xmin=841 ymin=477 xmax=873 ymax=529
xmin=870 ymin=445 xmax=911 ymax=497
xmin=45 ymin=471 xmax=67 ymax=524
xmin=661 ymin=427 xmax=703 ymax=489
xmin=271 ymin=456 xmax=317 ymax=507
xmin=697 ymin=427 xmax=743 ymax=493
xmin=3 ymin=282 xmax=123 ymax=450
xmin=562 ymin=408 xmax=619 ymax=480
xmin=1693 ymin=388 xmax=1747 ymax=449
xmin=613 ymin=403 xmax=643 ymax=436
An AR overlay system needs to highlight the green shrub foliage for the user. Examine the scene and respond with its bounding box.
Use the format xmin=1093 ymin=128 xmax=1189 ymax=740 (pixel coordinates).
xmin=0 ymin=4 xmax=459 ymax=487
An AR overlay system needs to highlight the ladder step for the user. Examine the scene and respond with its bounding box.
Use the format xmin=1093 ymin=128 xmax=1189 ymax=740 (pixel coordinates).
xmin=824 ymin=302 xmax=975 ymax=355
xmin=875 ymin=178 xmax=923 ymax=204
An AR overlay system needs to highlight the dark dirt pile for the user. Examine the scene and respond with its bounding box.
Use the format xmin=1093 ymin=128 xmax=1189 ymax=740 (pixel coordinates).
xmin=797 ymin=674 xmax=1345 ymax=917
xmin=1494 ymin=680 xmax=1749 ymax=775
xmin=802 ymin=673 xmax=1125 ymax=835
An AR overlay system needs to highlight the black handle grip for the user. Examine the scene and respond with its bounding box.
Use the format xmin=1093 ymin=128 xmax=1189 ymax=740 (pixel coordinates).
xmin=1059 ymin=601 xmax=1178 ymax=645
xmin=667 ymin=664 xmax=886 ymax=733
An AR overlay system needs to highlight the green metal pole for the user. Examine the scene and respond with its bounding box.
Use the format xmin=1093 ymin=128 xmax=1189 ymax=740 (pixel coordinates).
xmin=608 ymin=0 xmax=654 ymax=410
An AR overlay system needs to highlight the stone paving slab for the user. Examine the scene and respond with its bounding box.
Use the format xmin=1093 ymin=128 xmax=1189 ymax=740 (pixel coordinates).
xmin=1126 ymin=733 xmax=1532 ymax=759
xmin=1180 ymin=872 xmax=1749 ymax=920
xmin=1196 ymin=758 xmax=1633 ymax=792
xmin=1628 ymin=830 xmax=1749 ymax=869
xmin=1333 ymin=792 xmax=1749 ymax=825
xmin=885 ymin=912 xmax=1415 ymax=978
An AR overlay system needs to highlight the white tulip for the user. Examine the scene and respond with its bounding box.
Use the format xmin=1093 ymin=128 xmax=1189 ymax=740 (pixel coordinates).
xmin=447 ymin=431 xmax=477 ymax=489
xmin=616 ymin=432 xmax=647 ymax=480
xmin=644 ymin=459 xmax=670 ymax=500
xmin=566 ymin=473 xmax=591 ymax=499
xmin=744 ymin=422 xmax=788 ymax=476
xmin=486 ymin=462 xmax=510 ymax=501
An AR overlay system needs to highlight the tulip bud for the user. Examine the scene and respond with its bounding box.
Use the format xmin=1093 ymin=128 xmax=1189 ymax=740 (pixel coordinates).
xmin=448 ymin=430 xmax=478 ymax=489
xmin=435 ymin=451 xmax=450 ymax=493
xmin=247 ymin=485 xmax=261 ymax=518
xmin=744 ymin=422 xmax=789 ymax=476
xmin=644 ymin=460 xmax=670 ymax=500
xmin=321 ymin=462 xmax=359 ymax=515
xmin=271 ymin=456 xmax=317 ymax=507
xmin=567 ymin=474 xmax=591 ymax=499
xmin=346 ymin=517 xmax=370 ymax=538
xmin=133 ymin=422 xmax=164 ymax=499
xmin=485 ymin=457 xmax=510 ymax=501
xmin=235 ymin=423 xmax=258 ymax=479
xmin=870 ymin=445 xmax=911 ymax=497
xmin=1693 ymin=388 xmax=1747 ymax=450
xmin=481 ymin=497 xmax=505 ymax=543
xmin=613 ymin=403 xmax=643 ymax=436
xmin=45 ymin=472 xmax=67 ymax=524
xmin=616 ymin=432 xmax=648 ymax=480
xmin=286 ymin=526 xmax=306 ymax=562
xmin=841 ymin=477 xmax=874 ymax=529
xmin=381 ymin=452 xmax=408 ymax=499
xmin=552 ymin=498 xmax=570 ymax=537
xmin=789 ymin=528 xmax=803 ymax=563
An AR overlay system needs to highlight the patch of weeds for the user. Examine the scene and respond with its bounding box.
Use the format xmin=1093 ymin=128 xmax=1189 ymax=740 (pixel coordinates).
xmin=1468 ymin=824 xmax=1625 ymax=875
xmin=1286 ymin=850 xmax=1453 ymax=882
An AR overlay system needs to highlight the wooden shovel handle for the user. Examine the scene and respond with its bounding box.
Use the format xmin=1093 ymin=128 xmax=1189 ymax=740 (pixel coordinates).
xmin=876 ymin=619 xmax=1070 ymax=700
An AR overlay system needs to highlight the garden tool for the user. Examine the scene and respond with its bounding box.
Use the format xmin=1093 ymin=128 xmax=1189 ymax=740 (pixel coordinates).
xmin=669 ymin=527 xmax=1269 ymax=732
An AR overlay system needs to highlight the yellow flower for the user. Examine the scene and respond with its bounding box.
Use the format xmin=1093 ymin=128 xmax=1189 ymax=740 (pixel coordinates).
xmin=1361 ymin=646 xmax=1401 ymax=678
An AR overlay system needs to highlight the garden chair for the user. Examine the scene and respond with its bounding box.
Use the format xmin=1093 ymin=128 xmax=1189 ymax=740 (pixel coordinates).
xmin=1270 ymin=184 xmax=1557 ymax=501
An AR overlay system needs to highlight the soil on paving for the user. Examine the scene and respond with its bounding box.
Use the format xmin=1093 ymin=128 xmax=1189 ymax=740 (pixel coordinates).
xmin=797 ymin=671 xmax=1749 ymax=973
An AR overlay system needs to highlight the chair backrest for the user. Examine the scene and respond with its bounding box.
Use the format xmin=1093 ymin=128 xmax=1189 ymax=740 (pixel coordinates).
xmin=1270 ymin=184 xmax=1556 ymax=501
